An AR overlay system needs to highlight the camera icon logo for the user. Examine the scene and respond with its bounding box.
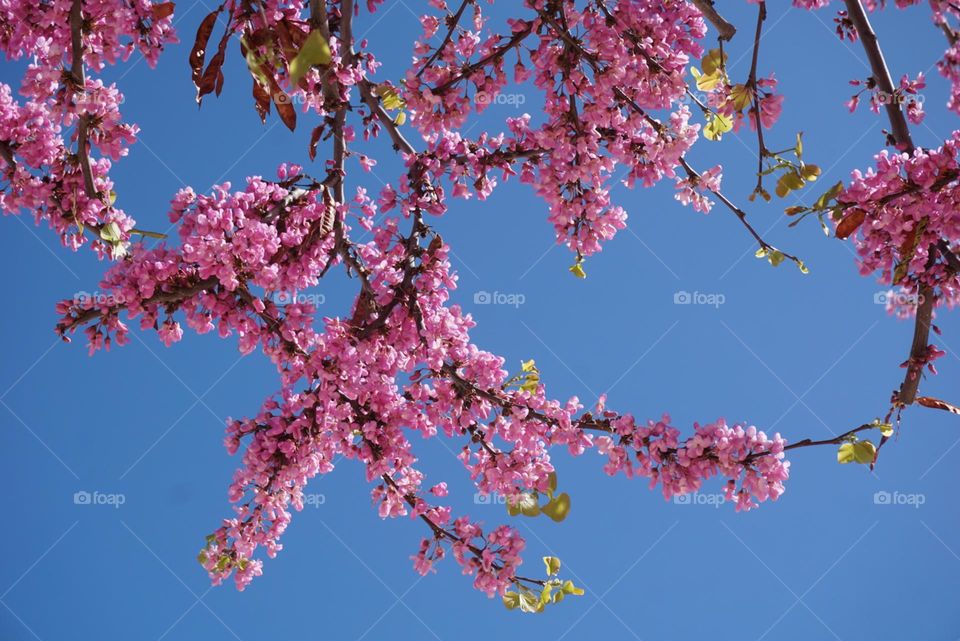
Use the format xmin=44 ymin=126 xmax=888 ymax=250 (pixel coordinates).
xmin=73 ymin=490 xmax=92 ymax=505
xmin=474 ymin=291 xmax=492 ymax=305
xmin=674 ymin=291 xmax=691 ymax=305
xmin=873 ymin=291 xmax=889 ymax=305
xmin=673 ymin=493 xmax=692 ymax=505
xmin=874 ymin=491 xmax=892 ymax=505
xmin=474 ymin=492 xmax=492 ymax=504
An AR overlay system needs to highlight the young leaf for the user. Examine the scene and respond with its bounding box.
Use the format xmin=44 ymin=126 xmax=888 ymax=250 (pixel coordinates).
xmin=502 ymin=591 xmax=520 ymax=610
xmin=289 ymin=29 xmax=332 ymax=87
xmin=691 ymin=67 xmax=722 ymax=91
xmin=837 ymin=440 xmax=876 ymax=464
xmin=561 ymin=580 xmax=585 ymax=596
xmin=800 ymin=164 xmax=821 ymax=181
xmin=703 ymin=112 xmax=732 ymax=141
xmin=99 ymin=222 xmax=122 ymax=243
xmin=730 ymin=84 xmax=752 ymax=111
xmin=541 ymin=492 xmax=571 ymax=522
xmin=775 ymin=170 xmax=804 ymax=198
xmin=543 ymin=556 xmax=562 ymax=576
xmin=814 ymin=181 xmax=844 ymax=210
xmin=517 ymin=589 xmax=543 ymax=613
xmin=701 ymin=48 xmax=727 ymax=75
xmin=546 ymin=471 xmax=558 ymax=496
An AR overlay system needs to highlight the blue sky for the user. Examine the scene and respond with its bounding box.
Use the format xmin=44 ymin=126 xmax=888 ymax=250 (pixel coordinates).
xmin=2 ymin=2 xmax=960 ymax=640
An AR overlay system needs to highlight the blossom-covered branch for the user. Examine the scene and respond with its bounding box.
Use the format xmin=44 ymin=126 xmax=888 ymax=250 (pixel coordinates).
xmin=3 ymin=0 xmax=960 ymax=613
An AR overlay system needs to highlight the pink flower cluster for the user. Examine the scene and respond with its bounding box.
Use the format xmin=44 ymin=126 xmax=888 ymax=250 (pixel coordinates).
xmin=595 ymin=416 xmax=789 ymax=512
xmin=31 ymin=0 xmax=960 ymax=602
xmin=404 ymin=0 xmax=711 ymax=257
xmin=0 ymin=0 xmax=176 ymax=256
xmin=836 ymin=133 xmax=960 ymax=310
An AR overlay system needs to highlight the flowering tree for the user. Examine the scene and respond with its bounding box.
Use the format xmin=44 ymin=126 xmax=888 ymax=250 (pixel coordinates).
xmin=2 ymin=0 xmax=959 ymax=612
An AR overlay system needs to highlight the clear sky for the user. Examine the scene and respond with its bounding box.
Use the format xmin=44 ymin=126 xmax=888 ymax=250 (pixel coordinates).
xmin=2 ymin=2 xmax=960 ymax=640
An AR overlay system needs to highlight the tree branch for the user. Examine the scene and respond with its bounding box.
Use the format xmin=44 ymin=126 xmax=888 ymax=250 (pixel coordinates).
xmin=690 ymin=0 xmax=737 ymax=41
xmin=843 ymin=0 xmax=938 ymax=407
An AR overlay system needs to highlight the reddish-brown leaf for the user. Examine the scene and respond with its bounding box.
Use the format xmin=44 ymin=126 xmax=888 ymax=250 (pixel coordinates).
xmin=275 ymin=20 xmax=299 ymax=62
xmin=252 ymin=79 xmax=271 ymax=124
xmin=152 ymin=2 xmax=175 ymax=20
xmin=196 ymin=21 xmax=233 ymax=105
xmin=262 ymin=69 xmax=296 ymax=131
xmin=285 ymin=19 xmax=307 ymax=47
xmin=189 ymin=6 xmax=222 ymax=87
xmin=245 ymin=27 xmax=270 ymax=50
xmin=835 ymin=209 xmax=865 ymax=239
xmin=274 ymin=92 xmax=296 ymax=131
xmin=916 ymin=396 xmax=960 ymax=415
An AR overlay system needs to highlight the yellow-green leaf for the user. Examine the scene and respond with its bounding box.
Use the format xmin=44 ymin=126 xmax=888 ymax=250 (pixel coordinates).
xmin=692 ymin=67 xmax=723 ymax=91
xmin=800 ymin=164 xmax=821 ymax=181
xmin=775 ymin=170 xmax=805 ymax=198
xmin=541 ymin=492 xmax=571 ymax=522
xmin=569 ymin=261 xmax=586 ymax=279
xmin=99 ymin=221 xmax=122 ymax=243
xmin=543 ymin=556 xmax=562 ymax=576
xmin=502 ymin=591 xmax=520 ymax=610
xmin=701 ymin=48 xmax=727 ymax=75
xmin=518 ymin=590 xmax=543 ymax=613
xmin=814 ymin=181 xmax=844 ymax=210
xmin=562 ymin=580 xmax=585 ymax=596
xmin=288 ymin=29 xmax=332 ymax=87
xmin=730 ymin=84 xmax=752 ymax=111
xmin=703 ymin=112 xmax=733 ymax=141
xmin=837 ymin=440 xmax=876 ymax=464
